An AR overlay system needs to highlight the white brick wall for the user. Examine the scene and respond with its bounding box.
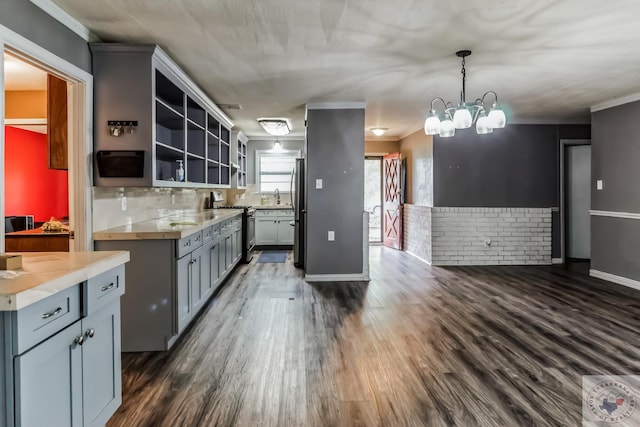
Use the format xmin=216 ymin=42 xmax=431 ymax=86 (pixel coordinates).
xmin=430 ymin=207 xmax=552 ymax=266
xmin=403 ymin=205 xmax=432 ymax=263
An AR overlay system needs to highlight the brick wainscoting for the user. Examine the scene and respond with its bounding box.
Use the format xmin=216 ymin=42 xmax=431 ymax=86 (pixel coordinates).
xmin=403 ymin=205 xmax=432 ymax=263
xmin=430 ymin=208 xmax=552 ymax=266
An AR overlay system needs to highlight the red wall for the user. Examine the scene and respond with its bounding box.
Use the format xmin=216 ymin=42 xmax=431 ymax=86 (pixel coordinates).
xmin=5 ymin=126 xmax=68 ymax=222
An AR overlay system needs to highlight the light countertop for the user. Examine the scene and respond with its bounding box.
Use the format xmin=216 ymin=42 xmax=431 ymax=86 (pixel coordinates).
xmin=254 ymin=205 xmax=294 ymax=210
xmin=92 ymin=209 xmax=244 ymax=241
xmin=0 ymin=251 xmax=130 ymax=311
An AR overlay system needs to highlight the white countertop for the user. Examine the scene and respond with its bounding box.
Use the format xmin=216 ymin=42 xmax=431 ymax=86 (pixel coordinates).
xmin=92 ymin=209 xmax=244 ymax=241
xmin=254 ymin=205 xmax=294 ymax=210
xmin=0 ymin=251 xmax=130 ymax=311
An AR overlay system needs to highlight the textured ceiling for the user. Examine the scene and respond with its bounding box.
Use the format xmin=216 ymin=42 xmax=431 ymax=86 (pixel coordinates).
xmin=53 ymin=0 xmax=640 ymax=139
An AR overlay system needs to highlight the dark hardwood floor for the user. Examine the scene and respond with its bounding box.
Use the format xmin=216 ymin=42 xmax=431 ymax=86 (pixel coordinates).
xmin=108 ymin=247 xmax=640 ymax=427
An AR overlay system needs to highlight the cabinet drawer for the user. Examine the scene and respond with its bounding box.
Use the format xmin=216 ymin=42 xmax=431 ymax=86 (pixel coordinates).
xmin=202 ymin=226 xmax=214 ymax=243
xmin=176 ymin=230 xmax=203 ymax=258
xmin=85 ymin=265 xmax=125 ymax=315
xmin=279 ymin=210 xmax=294 ymax=217
xmin=255 ymin=210 xmax=276 ymax=217
xmin=13 ymin=284 xmax=81 ymax=355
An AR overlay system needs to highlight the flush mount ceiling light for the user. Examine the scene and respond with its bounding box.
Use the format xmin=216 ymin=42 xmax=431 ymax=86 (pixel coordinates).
xmin=370 ymin=127 xmax=388 ymax=137
xmin=424 ymin=50 xmax=506 ymax=138
xmin=257 ymin=118 xmax=291 ymax=136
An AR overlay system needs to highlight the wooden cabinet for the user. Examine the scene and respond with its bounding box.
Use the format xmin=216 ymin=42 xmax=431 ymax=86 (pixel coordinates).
xmin=255 ymin=209 xmax=294 ymax=245
xmin=90 ymin=43 xmax=233 ymax=188
xmin=231 ymin=130 xmax=248 ymax=189
xmin=3 ymin=265 xmax=125 ymax=427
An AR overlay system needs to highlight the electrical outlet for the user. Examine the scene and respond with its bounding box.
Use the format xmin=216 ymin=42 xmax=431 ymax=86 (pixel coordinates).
xmin=328 ymin=230 xmax=335 ymax=241
xmin=316 ymin=179 xmax=323 ymax=189
xmin=597 ymin=179 xmax=603 ymax=190
xmin=121 ymin=196 xmax=127 ymax=211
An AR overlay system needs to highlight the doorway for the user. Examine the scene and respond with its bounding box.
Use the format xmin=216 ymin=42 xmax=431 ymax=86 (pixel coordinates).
xmin=365 ymin=157 xmax=382 ymax=243
xmin=561 ymin=140 xmax=591 ymax=267
xmin=4 ymin=52 xmax=70 ymax=251
xmin=1 ymin=32 xmax=92 ymax=252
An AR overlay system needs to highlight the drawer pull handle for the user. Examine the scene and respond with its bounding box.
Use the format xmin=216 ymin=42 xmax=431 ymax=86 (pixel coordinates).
xmin=195 ymin=236 xmax=201 ymax=241
xmin=85 ymin=328 xmax=95 ymax=338
xmin=74 ymin=335 xmax=85 ymax=346
xmin=184 ymin=241 xmax=191 ymax=247
xmin=42 ymin=307 xmax=62 ymax=319
xmin=101 ymin=283 xmax=116 ymax=292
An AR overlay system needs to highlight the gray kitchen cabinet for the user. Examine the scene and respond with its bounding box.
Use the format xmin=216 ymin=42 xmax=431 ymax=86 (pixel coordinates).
xmin=95 ymin=213 xmax=242 ymax=351
xmin=256 ymin=209 xmax=294 ymax=245
xmin=3 ymin=264 xmax=125 ymax=427
xmin=230 ymin=130 xmax=248 ymax=189
xmin=207 ymin=239 xmax=220 ymax=293
xmin=176 ymin=253 xmax=192 ymax=333
xmin=90 ymin=43 xmax=233 ymax=188
xmin=14 ymin=321 xmax=83 ymax=427
xmin=177 ymin=237 xmax=205 ymax=333
xmin=277 ymin=217 xmax=294 ymax=244
xmin=256 ymin=217 xmax=278 ymax=245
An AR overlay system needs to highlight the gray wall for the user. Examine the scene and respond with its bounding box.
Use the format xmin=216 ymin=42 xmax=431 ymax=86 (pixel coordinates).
xmin=305 ymin=108 xmax=364 ymax=276
xmin=592 ymin=100 xmax=640 ymax=281
xmin=0 ymin=0 xmax=91 ymax=72
xmin=432 ymin=124 xmax=590 ymax=259
xmin=247 ymin=139 xmax=305 ymax=185
xmin=434 ymin=125 xmax=559 ymax=207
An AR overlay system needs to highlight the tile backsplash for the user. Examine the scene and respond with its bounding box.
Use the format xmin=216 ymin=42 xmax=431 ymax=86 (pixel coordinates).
xmin=92 ymin=187 xmax=229 ymax=231
xmin=227 ymin=184 xmax=292 ymax=207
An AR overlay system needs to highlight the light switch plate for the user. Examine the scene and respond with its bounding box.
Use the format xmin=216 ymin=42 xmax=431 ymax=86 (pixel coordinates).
xmin=316 ymin=179 xmax=323 ymax=189
xmin=328 ymin=230 xmax=335 ymax=241
xmin=597 ymin=179 xmax=603 ymax=190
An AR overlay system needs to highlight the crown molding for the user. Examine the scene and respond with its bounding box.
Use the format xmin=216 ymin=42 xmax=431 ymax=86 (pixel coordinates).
xmin=29 ymin=0 xmax=97 ymax=42
xmin=306 ymin=102 xmax=366 ymax=110
xmin=591 ymin=92 xmax=640 ymax=113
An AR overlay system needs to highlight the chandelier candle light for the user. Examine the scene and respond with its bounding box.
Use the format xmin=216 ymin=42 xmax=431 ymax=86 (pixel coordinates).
xmin=424 ymin=50 xmax=506 ymax=137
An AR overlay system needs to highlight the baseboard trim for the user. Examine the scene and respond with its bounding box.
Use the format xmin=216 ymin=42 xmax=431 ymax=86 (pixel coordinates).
xmin=405 ymin=250 xmax=432 ymax=265
xmin=552 ymin=258 xmax=563 ymax=264
xmin=590 ymin=269 xmax=640 ymax=291
xmin=589 ymin=210 xmax=640 ymax=220
xmin=305 ymin=273 xmax=370 ymax=282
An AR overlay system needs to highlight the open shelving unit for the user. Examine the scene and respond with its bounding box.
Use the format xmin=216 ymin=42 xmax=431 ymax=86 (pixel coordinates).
xmin=230 ymin=130 xmax=248 ymax=189
xmin=91 ymin=43 xmax=235 ymax=188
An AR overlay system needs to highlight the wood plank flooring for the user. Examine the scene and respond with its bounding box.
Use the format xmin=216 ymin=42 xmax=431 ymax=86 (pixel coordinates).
xmin=108 ymin=247 xmax=640 ymax=427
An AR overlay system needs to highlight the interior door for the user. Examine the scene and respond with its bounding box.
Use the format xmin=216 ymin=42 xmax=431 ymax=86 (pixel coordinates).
xmin=383 ymin=152 xmax=402 ymax=250
xmin=566 ymin=145 xmax=591 ymax=259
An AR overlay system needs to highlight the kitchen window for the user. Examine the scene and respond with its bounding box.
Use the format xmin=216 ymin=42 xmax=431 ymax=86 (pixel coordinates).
xmin=256 ymin=150 xmax=300 ymax=193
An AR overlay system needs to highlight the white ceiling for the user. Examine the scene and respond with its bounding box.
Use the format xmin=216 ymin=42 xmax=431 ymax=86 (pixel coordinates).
xmin=52 ymin=0 xmax=640 ymax=139
xmin=4 ymin=54 xmax=48 ymax=91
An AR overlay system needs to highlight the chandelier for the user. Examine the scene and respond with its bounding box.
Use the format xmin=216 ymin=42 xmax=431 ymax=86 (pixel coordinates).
xmin=424 ymin=50 xmax=506 ymax=137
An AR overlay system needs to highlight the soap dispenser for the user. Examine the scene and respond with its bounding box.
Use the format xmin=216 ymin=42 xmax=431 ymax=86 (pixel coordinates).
xmin=176 ymin=160 xmax=185 ymax=182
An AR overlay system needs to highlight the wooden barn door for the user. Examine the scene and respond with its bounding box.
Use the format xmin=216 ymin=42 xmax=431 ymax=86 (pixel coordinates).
xmin=383 ymin=152 xmax=402 ymax=249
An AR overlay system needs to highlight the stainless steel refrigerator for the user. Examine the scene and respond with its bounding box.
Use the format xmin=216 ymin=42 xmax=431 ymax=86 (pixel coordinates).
xmin=290 ymin=158 xmax=305 ymax=268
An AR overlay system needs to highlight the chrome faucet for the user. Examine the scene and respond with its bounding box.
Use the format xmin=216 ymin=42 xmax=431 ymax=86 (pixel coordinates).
xmin=274 ymin=188 xmax=280 ymax=205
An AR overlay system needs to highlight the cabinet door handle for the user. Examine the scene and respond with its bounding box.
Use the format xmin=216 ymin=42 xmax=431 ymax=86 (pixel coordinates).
xmin=101 ymin=283 xmax=116 ymax=292
xmin=184 ymin=241 xmax=191 ymax=247
xmin=74 ymin=335 xmax=85 ymax=346
xmin=41 ymin=307 xmax=62 ymax=319
xmin=85 ymin=328 xmax=95 ymax=338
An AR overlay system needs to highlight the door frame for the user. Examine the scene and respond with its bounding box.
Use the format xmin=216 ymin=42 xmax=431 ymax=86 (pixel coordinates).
xmin=559 ymin=139 xmax=591 ymax=263
xmin=1 ymin=25 xmax=93 ymax=251
xmin=365 ymin=156 xmax=383 ymax=243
